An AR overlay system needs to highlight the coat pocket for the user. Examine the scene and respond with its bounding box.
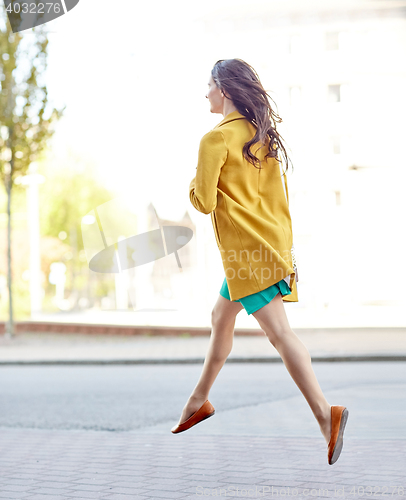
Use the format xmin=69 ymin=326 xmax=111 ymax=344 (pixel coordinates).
xmin=212 ymin=211 xmax=221 ymax=246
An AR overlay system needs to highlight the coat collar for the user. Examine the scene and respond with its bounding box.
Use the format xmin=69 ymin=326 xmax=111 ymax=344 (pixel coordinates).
xmin=213 ymin=110 xmax=247 ymax=128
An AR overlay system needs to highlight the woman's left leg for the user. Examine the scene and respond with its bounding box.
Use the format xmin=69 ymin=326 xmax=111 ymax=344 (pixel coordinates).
xmin=174 ymin=294 xmax=244 ymax=427
xmin=251 ymin=292 xmax=332 ymax=444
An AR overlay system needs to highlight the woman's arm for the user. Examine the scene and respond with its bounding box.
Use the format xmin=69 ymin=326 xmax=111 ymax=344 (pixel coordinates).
xmin=189 ymin=128 xmax=228 ymax=214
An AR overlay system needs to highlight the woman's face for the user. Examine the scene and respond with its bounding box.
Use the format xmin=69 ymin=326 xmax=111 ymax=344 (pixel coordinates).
xmin=205 ymin=74 xmax=224 ymax=114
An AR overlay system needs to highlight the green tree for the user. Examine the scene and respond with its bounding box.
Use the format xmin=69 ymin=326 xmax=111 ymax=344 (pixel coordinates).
xmin=38 ymin=148 xmax=116 ymax=311
xmin=0 ymin=9 xmax=64 ymax=336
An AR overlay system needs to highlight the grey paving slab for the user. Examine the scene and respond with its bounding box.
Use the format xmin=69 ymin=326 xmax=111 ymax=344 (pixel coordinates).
xmin=1 ymin=428 xmax=405 ymax=500
xmin=0 ymin=335 xmax=405 ymax=500
xmin=135 ymin=383 xmax=406 ymax=440
xmin=0 ymin=330 xmax=406 ymax=364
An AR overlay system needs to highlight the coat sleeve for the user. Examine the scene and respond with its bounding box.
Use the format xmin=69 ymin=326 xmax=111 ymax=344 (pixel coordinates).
xmin=189 ymin=128 xmax=228 ymax=214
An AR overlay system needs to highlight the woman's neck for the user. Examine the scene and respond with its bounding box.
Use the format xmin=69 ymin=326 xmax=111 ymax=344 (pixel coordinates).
xmin=222 ymin=101 xmax=238 ymax=118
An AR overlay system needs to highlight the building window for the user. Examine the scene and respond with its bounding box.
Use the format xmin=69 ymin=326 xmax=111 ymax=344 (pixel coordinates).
xmin=281 ymin=35 xmax=290 ymax=54
xmin=213 ymin=19 xmax=234 ymax=34
xmin=328 ymin=84 xmax=341 ymax=103
xmin=289 ymin=34 xmax=301 ymax=55
xmin=325 ymin=31 xmax=340 ymax=51
xmin=289 ymin=86 xmax=302 ymax=106
xmin=247 ymin=17 xmax=262 ymax=31
xmin=340 ymin=83 xmax=350 ymax=103
xmin=330 ymin=136 xmax=341 ymax=154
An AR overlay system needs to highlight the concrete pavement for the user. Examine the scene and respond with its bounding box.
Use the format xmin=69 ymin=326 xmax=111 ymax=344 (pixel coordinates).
xmin=0 ymin=329 xmax=406 ymax=364
xmin=1 ymin=428 xmax=405 ymax=499
xmin=1 ymin=330 xmax=405 ymax=499
xmin=1 ymin=369 xmax=406 ymax=500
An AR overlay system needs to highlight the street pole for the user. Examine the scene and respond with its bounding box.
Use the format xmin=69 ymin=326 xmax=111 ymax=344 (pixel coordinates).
xmin=20 ymin=169 xmax=45 ymax=317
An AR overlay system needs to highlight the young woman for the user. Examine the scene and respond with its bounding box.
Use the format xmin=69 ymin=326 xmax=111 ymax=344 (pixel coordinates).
xmin=171 ymin=59 xmax=348 ymax=465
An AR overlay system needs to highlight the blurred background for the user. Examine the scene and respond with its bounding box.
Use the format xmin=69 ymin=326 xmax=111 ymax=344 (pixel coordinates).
xmin=1 ymin=0 xmax=406 ymax=331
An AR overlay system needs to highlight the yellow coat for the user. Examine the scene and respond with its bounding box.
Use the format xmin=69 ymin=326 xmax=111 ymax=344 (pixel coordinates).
xmin=189 ymin=110 xmax=298 ymax=302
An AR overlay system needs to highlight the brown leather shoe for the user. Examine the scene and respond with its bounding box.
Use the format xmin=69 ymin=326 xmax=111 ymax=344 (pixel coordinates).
xmin=328 ymin=405 xmax=349 ymax=465
xmin=171 ymin=400 xmax=215 ymax=434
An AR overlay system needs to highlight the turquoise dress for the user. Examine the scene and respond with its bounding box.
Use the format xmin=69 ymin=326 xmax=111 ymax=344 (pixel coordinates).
xmin=219 ymin=277 xmax=292 ymax=315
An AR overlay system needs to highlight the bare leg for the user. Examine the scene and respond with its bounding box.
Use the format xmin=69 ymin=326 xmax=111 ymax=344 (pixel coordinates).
xmin=252 ymin=292 xmax=332 ymax=444
xmin=175 ymin=295 xmax=244 ymax=426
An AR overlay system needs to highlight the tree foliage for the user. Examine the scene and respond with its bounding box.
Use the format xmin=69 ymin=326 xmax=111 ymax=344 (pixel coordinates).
xmin=0 ymin=10 xmax=64 ymax=183
xmin=0 ymin=7 xmax=64 ymax=334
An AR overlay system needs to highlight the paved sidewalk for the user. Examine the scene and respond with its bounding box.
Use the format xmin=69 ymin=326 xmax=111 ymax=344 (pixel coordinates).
xmin=0 ymin=329 xmax=406 ymax=364
xmin=1 ymin=331 xmax=405 ymax=498
xmin=0 ymin=429 xmax=405 ymax=499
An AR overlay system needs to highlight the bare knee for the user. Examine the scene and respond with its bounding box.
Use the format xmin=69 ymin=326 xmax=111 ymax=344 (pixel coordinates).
xmin=208 ymin=309 xmax=236 ymax=361
xmin=251 ymin=296 xmax=296 ymax=349
xmin=211 ymin=307 xmax=235 ymax=330
xmin=266 ymin=326 xmax=293 ymax=349
xmin=253 ymin=314 xmax=293 ymax=349
xmin=261 ymin=323 xmax=308 ymax=356
xmin=211 ymin=298 xmax=241 ymax=328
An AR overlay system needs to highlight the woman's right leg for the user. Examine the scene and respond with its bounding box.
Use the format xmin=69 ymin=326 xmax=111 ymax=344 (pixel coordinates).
xmin=175 ymin=294 xmax=244 ymax=426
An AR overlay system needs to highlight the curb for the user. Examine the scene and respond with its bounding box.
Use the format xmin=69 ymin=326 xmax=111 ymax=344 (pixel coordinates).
xmin=2 ymin=323 xmax=406 ymax=336
xmin=1 ymin=354 xmax=406 ymax=365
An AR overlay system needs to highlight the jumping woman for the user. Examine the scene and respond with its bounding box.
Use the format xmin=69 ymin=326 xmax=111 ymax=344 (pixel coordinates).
xmin=170 ymin=58 xmax=348 ymax=465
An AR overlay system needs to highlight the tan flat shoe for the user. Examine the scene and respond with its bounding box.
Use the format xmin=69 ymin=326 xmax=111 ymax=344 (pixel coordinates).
xmin=171 ymin=400 xmax=215 ymax=434
xmin=327 ymin=405 xmax=349 ymax=465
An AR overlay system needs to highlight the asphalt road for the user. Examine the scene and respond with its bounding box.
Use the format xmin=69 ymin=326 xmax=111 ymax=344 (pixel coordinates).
xmin=1 ymin=362 xmax=405 ymax=439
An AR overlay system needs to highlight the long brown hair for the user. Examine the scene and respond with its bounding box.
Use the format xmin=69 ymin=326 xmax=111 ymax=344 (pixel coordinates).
xmin=211 ymin=58 xmax=292 ymax=173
